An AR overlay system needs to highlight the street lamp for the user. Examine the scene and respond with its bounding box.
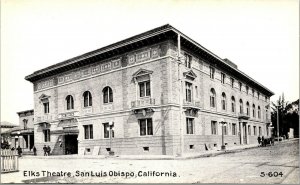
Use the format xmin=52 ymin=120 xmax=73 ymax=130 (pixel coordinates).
xmin=219 ymin=118 xmax=227 ymax=150
xmin=108 ymin=121 xmax=114 ymax=156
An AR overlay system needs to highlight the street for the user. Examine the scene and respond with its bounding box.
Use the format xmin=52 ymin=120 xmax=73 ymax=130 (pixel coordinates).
xmin=1 ymin=139 xmax=299 ymax=184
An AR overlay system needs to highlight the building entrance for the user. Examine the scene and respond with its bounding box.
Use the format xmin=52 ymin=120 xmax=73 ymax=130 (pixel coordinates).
xmin=64 ymin=135 xmax=78 ymax=154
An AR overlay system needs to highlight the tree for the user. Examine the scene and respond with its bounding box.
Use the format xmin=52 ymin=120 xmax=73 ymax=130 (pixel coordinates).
xmin=271 ymin=93 xmax=299 ymax=138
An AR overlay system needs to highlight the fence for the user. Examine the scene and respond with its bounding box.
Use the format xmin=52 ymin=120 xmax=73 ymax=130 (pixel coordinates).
xmin=1 ymin=149 xmax=19 ymax=173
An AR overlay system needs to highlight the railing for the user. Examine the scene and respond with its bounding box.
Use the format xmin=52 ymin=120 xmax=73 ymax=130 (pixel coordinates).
xmin=36 ymin=114 xmax=55 ymax=123
xmin=1 ymin=149 xmax=19 ymax=173
xmin=58 ymin=111 xmax=79 ymax=120
xmin=183 ymin=100 xmax=201 ymax=109
xmin=238 ymin=113 xmax=250 ymax=119
xmin=131 ymin=98 xmax=155 ymax=109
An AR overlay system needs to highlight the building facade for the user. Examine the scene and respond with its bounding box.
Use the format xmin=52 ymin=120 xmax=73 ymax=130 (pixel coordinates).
xmin=25 ymin=25 xmax=274 ymax=156
xmin=12 ymin=110 xmax=35 ymax=151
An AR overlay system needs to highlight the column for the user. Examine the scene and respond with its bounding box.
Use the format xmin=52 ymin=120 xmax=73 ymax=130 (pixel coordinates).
xmin=245 ymin=122 xmax=249 ymax=144
xmin=239 ymin=122 xmax=243 ymax=145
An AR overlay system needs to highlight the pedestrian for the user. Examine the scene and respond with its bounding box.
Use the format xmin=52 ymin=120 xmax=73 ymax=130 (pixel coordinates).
xmin=47 ymin=145 xmax=51 ymax=156
xmin=257 ymin=136 xmax=261 ymax=146
xmin=43 ymin=145 xmax=47 ymax=156
xmin=261 ymin=136 xmax=265 ymax=147
xmin=33 ymin=146 xmax=37 ymax=156
xmin=17 ymin=146 xmax=22 ymax=157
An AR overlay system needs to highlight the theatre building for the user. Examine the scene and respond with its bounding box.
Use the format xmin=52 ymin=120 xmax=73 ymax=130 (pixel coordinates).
xmin=25 ymin=24 xmax=274 ymax=156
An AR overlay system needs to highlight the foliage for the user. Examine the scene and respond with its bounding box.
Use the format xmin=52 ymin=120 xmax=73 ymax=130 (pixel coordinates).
xmin=271 ymin=93 xmax=299 ymax=138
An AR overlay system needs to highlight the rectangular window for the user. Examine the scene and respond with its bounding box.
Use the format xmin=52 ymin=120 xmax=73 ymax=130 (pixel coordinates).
xmin=139 ymin=81 xmax=150 ymax=97
xmin=139 ymin=118 xmax=153 ymax=136
xmin=265 ymin=96 xmax=268 ymax=102
xmin=230 ymin=78 xmax=234 ymax=88
xmin=259 ymin=126 xmax=262 ymax=136
xmin=195 ymin=86 xmax=198 ymax=98
xmin=185 ymin=82 xmax=192 ymax=102
xmin=252 ymin=89 xmax=255 ymax=97
xmin=186 ymin=118 xmax=194 ymax=134
xmin=43 ymin=129 xmax=50 ymax=142
xmin=209 ymin=66 xmax=215 ymax=79
xmin=211 ymin=121 xmax=217 ymax=135
xmin=184 ymin=53 xmax=192 ymax=68
xmin=248 ymin=125 xmax=251 ymax=135
xmin=84 ymin=125 xmax=93 ymax=139
xmin=239 ymin=82 xmax=242 ymax=91
xmin=43 ymin=102 xmax=49 ymax=113
xmin=232 ymin=123 xmax=237 ymax=135
xmin=246 ymin=86 xmax=249 ymax=94
xmin=253 ymin=126 xmax=257 ymax=135
xmin=103 ymin=123 xmax=114 ymax=138
xmin=221 ymin=73 xmax=226 ymax=84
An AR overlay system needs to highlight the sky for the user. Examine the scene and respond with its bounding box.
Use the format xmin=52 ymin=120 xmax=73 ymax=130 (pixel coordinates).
xmin=1 ymin=0 xmax=299 ymax=125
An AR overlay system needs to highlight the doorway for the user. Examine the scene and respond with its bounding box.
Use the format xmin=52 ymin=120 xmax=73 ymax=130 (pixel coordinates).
xmin=64 ymin=135 xmax=78 ymax=154
xmin=30 ymin=135 xmax=34 ymax=150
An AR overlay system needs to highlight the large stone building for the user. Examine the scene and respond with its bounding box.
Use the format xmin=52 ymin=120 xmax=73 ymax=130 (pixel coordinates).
xmin=25 ymin=24 xmax=274 ymax=156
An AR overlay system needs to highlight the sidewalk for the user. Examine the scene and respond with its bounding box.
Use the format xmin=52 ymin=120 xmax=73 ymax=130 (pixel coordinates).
xmin=21 ymin=138 xmax=298 ymax=160
xmin=22 ymin=143 xmax=259 ymax=160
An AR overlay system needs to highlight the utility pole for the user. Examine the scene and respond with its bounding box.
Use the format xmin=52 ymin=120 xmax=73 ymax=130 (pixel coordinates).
xmin=276 ymin=105 xmax=281 ymax=142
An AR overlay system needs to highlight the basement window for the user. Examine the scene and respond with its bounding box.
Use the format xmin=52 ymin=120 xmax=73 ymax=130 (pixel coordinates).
xmin=189 ymin=145 xmax=194 ymax=149
xmin=85 ymin=148 xmax=91 ymax=153
xmin=106 ymin=148 xmax=111 ymax=152
xmin=143 ymin=147 xmax=149 ymax=152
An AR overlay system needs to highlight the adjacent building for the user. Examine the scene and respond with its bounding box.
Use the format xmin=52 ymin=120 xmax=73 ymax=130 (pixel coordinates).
xmin=1 ymin=110 xmax=35 ymax=151
xmin=25 ymin=24 xmax=274 ymax=156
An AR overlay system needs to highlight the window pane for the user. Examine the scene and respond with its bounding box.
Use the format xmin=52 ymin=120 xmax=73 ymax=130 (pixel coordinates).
xmin=104 ymin=123 xmax=109 ymax=138
xmin=104 ymin=89 xmax=108 ymax=103
xmin=140 ymin=119 xmax=146 ymax=136
xmin=90 ymin=125 xmax=93 ymax=139
xmin=84 ymin=125 xmax=88 ymax=139
xmin=109 ymin=88 xmax=113 ymax=102
xmin=146 ymin=81 xmax=150 ymax=96
xmin=89 ymin=93 xmax=92 ymax=106
xmin=139 ymin=83 xmax=145 ymax=97
xmin=147 ymin=119 xmax=153 ymax=135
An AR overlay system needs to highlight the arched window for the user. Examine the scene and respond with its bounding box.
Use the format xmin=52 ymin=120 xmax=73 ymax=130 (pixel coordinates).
xmin=221 ymin=92 xmax=226 ymax=110
xmin=210 ymin=88 xmax=216 ymax=108
xmin=258 ymin=106 xmax=261 ymax=119
xmin=252 ymin=104 xmax=256 ymax=117
xmin=246 ymin=102 xmax=250 ymax=116
xmin=239 ymin=99 xmax=243 ymax=113
xmin=66 ymin=95 xmax=74 ymax=110
xmin=231 ymin=96 xmax=235 ymax=112
xmin=103 ymin=86 xmax=113 ymax=103
xmin=83 ymin=91 xmax=92 ymax=107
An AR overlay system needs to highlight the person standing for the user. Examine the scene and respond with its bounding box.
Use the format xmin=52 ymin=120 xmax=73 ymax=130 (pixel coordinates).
xmin=257 ymin=136 xmax=261 ymax=146
xmin=43 ymin=145 xmax=47 ymax=156
xmin=261 ymin=136 xmax=265 ymax=147
xmin=33 ymin=146 xmax=37 ymax=156
xmin=17 ymin=146 xmax=22 ymax=157
xmin=47 ymin=145 xmax=51 ymax=156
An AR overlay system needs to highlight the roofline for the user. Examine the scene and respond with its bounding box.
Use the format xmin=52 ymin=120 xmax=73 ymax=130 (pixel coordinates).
xmin=17 ymin=109 xmax=34 ymax=115
xmin=170 ymin=27 xmax=275 ymax=96
xmin=25 ymin=24 xmax=274 ymax=96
